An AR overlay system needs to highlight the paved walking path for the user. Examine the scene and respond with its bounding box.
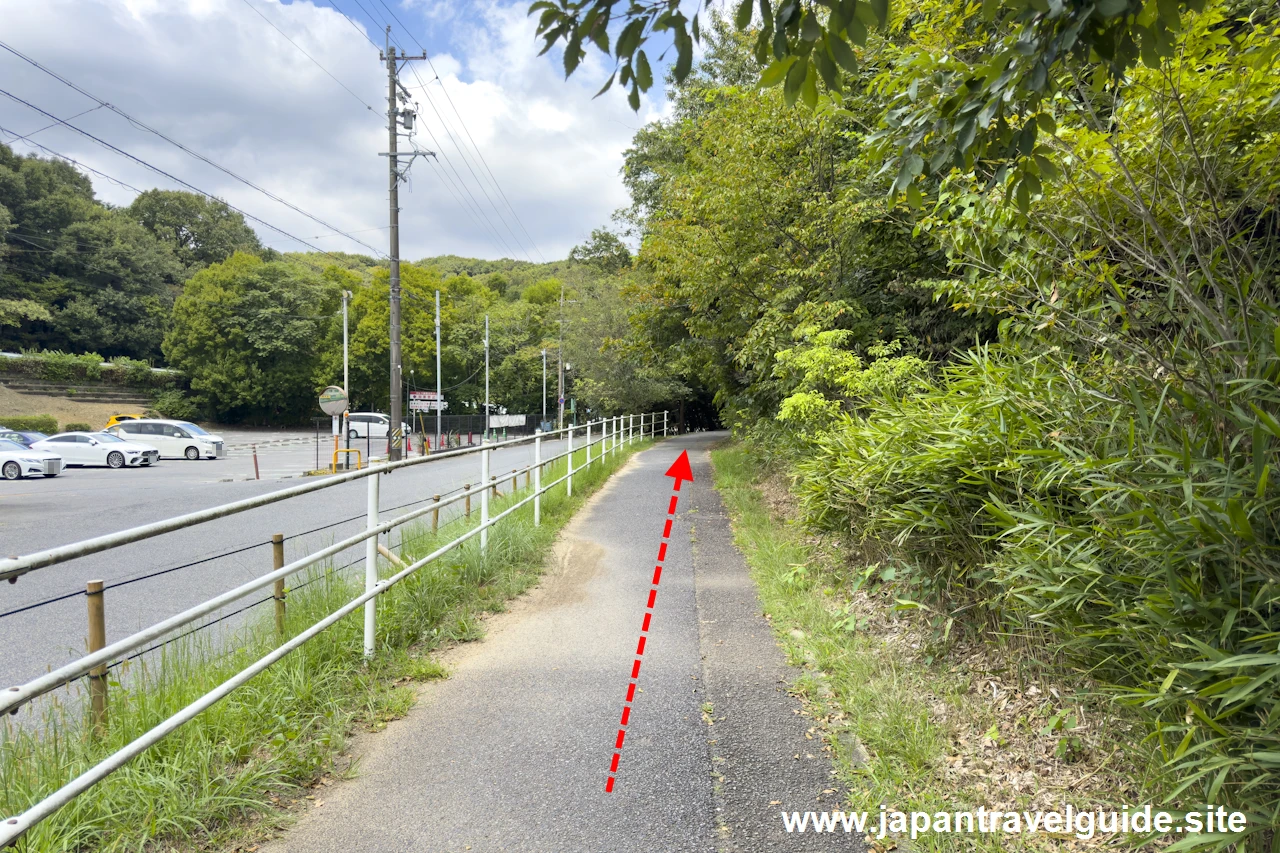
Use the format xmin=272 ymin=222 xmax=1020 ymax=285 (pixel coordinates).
xmin=261 ymin=432 xmax=858 ymax=853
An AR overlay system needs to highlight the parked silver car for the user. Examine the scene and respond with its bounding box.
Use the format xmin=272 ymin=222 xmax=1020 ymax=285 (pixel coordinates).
xmin=32 ymin=432 xmax=159 ymax=468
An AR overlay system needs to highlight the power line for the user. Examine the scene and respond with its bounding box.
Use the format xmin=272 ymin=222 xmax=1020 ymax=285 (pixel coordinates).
xmin=5 ymin=104 xmax=103 ymax=143
xmin=365 ymin=5 xmax=536 ymax=262
xmin=404 ymin=62 xmax=536 ymax=262
xmin=0 ymin=88 xmax=349 ymax=257
xmin=325 ymin=3 xmax=525 ymax=262
xmin=378 ymin=30 xmax=519 ymax=259
xmin=325 ymin=0 xmax=380 ymax=50
xmin=0 ymin=40 xmax=386 ymax=258
xmin=0 ymin=125 xmax=146 ymax=196
xmin=235 ymin=0 xmax=379 ymax=115
xmin=376 ymin=3 xmax=547 ymax=262
xmin=412 ymin=120 xmax=518 ymax=258
xmin=350 ymin=0 xmax=393 ymax=36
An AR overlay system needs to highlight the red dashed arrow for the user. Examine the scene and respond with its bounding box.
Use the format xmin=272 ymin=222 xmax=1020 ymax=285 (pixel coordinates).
xmin=605 ymin=450 xmax=694 ymax=793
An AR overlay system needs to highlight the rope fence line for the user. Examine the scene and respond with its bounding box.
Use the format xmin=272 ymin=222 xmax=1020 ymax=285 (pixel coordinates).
xmin=58 ymin=439 xmax=604 ymax=682
xmin=0 ymin=539 xmax=275 ymax=621
xmin=106 ymin=596 xmax=277 ymax=672
xmin=2 ymin=486 xmax=484 ymax=622
xmin=0 ymin=588 xmax=87 ymax=620
xmin=0 ymin=429 xmax=630 ymax=623
xmin=104 ymin=540 xmax=272 ymax=592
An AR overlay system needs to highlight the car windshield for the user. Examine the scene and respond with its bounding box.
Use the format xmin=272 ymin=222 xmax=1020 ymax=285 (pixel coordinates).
xmin=25 ymin=432 xmax=48 ymax=441
xmin=178 ymin=422 xmax=209 ymax=436
xmin=93 ymin=432 xmax=127 ymax=443
xmin=0 ymin=439 xmax=28 ymax=452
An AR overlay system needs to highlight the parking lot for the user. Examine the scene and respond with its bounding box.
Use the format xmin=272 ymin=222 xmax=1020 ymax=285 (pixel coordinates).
xmin=0 ymin=432 xmax=571 ymax=699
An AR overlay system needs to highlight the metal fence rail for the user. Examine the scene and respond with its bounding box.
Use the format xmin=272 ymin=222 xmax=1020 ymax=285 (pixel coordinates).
xmin=0 ymin=410 xmax=670 ymax=847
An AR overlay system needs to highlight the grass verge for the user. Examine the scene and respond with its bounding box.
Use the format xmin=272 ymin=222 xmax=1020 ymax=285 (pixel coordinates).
xmin=710 ymin=441 xmax=1170 ymax=852
xmin=1 ymin=436 xmax=652 ymax=852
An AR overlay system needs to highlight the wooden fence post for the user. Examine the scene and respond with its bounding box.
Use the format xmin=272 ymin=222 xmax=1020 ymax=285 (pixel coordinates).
xmin=86 ymin=580 xmax=107 ymax=736
xmin=272 ymin=534 xmax=285 ymax=636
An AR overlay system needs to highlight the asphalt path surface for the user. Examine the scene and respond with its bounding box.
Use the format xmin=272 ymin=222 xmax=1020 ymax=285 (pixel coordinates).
xmin=260 ymin=432 xmax=857 ymax=853
xmin=0 ymin=432 xmax=577 ymax=702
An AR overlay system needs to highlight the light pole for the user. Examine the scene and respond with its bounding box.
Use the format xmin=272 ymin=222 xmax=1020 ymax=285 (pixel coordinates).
xmin=541 ymin=348 xmax=547 ymax=431
xmin=342 ymin=290 xmax=351 ymax=468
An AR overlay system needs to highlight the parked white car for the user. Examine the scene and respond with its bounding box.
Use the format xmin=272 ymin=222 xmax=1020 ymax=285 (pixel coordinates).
xmin=32 ymin=432 xmax=159 ymax=468
xmin=345 ymin=412 xmax=411 ymax=441
xmin=105 ymin=419 xmax=225 ymax=460
xmin=0 ymin=438 xmax=63 ymax=479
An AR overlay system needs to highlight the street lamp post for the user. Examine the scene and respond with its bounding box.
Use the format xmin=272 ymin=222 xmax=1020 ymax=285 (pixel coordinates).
xmin=541 ymin=348 xmax=547 ymax=430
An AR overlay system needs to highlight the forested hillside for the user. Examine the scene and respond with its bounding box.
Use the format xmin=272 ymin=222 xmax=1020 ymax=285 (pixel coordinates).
xmin=0 ymin=144 xmax=682 ymax=424
xmin=556 ymin=0 xmax=1278 ymax=844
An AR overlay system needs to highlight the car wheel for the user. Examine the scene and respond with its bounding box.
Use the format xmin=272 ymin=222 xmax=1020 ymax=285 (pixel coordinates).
xmin=348 ymin=429 xmax=359 ymax=440
xmin=107 ymin=451 xmax=125 ymax=469
xmin=185 ymin=446 xmax=200 ymax=460
xmin=1 ymin=461 xmax=21 ymax=480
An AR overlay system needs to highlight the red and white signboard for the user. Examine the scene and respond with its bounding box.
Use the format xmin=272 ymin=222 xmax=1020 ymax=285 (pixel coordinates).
xmin=409 ymin=390 xmax=447 ymax=412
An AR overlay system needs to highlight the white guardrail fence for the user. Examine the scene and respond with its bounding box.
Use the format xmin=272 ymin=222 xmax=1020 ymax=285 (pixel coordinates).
xmin=0 ymin=411 xmax=669 ymax=847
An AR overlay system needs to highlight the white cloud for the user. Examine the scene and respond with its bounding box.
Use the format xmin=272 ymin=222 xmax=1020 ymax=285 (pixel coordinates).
xmin=0 ymin=0 xmax=663 ymax=262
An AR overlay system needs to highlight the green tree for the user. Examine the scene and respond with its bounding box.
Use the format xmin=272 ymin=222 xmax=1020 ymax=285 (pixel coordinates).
xmin=0 ymin=144 xmax=186 ymax=359
xmin=164 ymin=252 xmax=339 ymax=423
xmin=128 ymin=189 xmax=262 ymax=272
xmin=568 ymin=228 xmax=632 ymax=274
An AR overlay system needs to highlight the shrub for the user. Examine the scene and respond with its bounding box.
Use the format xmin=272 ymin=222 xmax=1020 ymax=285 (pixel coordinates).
xmin=27 ymin=350 xmax=104 ymax=383
xmin=150 ymin=390 xmax=199 ymax=422
xmin=108 ymin=356 xmax=155 ymax=386
xmin=62 ymin=422 xmax=93 ymax=432
xmin=0 ymin=352 xmax=183 ymax=390
xmin=792 ymin=342 xmax=1280 ymax=838
xmin=0 ymin=415 xmax=58 ymax=433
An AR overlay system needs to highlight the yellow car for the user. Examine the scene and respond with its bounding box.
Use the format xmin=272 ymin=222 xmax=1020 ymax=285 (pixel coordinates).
xmin=104 ymin=413 xmax=146 ymax=429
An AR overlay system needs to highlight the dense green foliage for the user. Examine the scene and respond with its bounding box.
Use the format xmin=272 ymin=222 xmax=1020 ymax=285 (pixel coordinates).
xmin=164 ymin=253 xmax=341 ymax=423
xmin=1 ymin=140 xmax=679 ymax=425
xmin=0 ymin=145 xmax=184 ymax=360
xmin=591 ymin=0 xmax=1280 ymax=846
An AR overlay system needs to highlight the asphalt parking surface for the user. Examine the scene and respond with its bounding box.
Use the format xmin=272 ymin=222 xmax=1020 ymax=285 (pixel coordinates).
xmin=0 ymin=430 xmax=575 ymax=701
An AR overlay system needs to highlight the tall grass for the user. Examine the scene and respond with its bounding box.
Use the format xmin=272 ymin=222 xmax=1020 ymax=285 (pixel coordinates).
xmin=0 ymin=436 xmax=650 ymax=852
xmin=711 ymin=442 xmax=1173 ymax=852
xmin=782 ymin=342 xmax=1280 ymax=849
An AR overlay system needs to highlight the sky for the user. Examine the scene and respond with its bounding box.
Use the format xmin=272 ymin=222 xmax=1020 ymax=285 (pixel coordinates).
xmin=0 ymin=0 xmax=674 ymax=263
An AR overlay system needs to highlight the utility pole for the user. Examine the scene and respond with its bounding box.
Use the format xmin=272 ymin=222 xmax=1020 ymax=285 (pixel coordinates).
xmin=484 ymin=314 xmax=490 ymax=442
xmin=556 ymin=284 xmax=579 ymax=430
xmin=435 ymin=289 xmax=442 ymax=452
xmin=380 ymin=27 xmax=427 ymax=461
